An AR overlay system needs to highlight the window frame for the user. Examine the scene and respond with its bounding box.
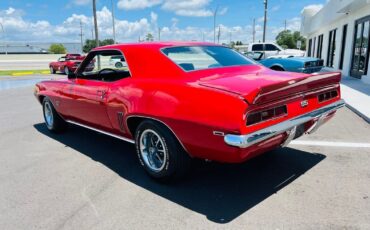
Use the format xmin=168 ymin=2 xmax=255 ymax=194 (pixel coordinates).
xmin=350 ymin=16 xmax=370 ymax=77
xmin=75 ymin=49 xmax=131 ymax=82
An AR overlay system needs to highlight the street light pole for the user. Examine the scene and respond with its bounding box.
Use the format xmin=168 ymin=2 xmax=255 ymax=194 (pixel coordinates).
xmin=213 ymin=5 xmax=219 ymax=43
xmin=263 ymin=0 xmax=268 ymax=42
xmin=111 ymin=0 xmax=116 ymax=43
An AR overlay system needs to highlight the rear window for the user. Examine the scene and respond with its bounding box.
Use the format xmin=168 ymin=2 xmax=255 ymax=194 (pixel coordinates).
xmin=162 ymin=46 xmax=254 ymax=71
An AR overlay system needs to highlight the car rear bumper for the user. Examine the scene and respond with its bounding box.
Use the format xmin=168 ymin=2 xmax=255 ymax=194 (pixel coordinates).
xmin=224 ymin=99 xmax=345 ymax=148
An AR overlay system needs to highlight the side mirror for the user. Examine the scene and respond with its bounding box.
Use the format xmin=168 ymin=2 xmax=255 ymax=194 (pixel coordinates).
xmin=67 ymin=72 xmax=76 ymax=79
xmin=120 ymin=58 xmax=125 ymax=62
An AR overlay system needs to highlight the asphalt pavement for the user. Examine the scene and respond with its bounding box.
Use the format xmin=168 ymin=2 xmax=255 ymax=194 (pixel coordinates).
xmin=0 ymin=75 xmax=369 ymax=229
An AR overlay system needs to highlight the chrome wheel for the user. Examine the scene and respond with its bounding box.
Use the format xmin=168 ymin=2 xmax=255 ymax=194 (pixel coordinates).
xmin=139 ymin=129 xmax=167 ymax=172
xmin=44 ymin=101 xmax=54 ymax=129
xmin=64 ymin=67 xmax=69 ymax=75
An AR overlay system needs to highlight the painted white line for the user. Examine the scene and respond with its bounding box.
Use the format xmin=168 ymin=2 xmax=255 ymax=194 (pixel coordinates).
xmin=290 ymin=140 xmax=370 ymax=148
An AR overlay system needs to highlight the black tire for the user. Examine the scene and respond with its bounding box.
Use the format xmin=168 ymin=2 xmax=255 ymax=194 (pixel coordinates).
xmin=135 ymin=120 xmax=192 ymax=182
xmin=115 ymin=62 xmax=123 ymax=68
xmin=42 ymin=97 xmax=67 ymax=133
xmin=50 ymin=66 xmax=56 ymax=74
xmin=270 ymin=66 xmax=285 ymax=71
xmin=64 ymin=66 xmax=70 ymax=75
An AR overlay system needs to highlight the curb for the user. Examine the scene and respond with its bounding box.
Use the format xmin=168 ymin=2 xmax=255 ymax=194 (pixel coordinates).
xmin=345 ymin=103 xmax=370 ymax=124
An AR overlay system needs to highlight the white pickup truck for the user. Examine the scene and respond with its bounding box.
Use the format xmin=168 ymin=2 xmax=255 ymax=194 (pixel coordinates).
xmin=242 ymin=42 xmax=305 ymax=59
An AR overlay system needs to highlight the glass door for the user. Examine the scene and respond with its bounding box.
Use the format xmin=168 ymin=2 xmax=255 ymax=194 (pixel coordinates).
xmin=351 ymin=17 xmax=370 ymax=78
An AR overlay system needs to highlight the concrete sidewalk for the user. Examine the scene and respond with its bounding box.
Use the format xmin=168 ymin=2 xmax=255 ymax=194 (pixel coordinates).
xmin=341 ymin=77 xmax=370 ymax=123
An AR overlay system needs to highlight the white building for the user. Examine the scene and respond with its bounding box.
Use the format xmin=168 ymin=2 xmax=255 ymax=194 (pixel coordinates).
xmin=301 ymin=0 xmax=370 ymax=84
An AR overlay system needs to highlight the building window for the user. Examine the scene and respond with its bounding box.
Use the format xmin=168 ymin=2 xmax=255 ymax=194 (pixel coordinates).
xmin=339 ymin=24 xmax=348 ymax=70
xmin=351 ymin=16 xmax=370 ymax=78
xmin=327 ymin=29 xmax=337 ymax=67
xmin=313 ymin=37 xmax=316 ymax=57
xmin=307 ymin=39 xmax=312 ymax=57
xmin=317 ymin=34 xmax=324 ymax=59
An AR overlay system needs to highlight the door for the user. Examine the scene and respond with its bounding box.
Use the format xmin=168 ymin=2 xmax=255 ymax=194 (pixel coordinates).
xmin=67 ymin=78 xmax=112 ymax=130
xmin=351 ymin=18 xmax=370 ymax=78
xmin=65 ymin=49 xmax=131 ymax=132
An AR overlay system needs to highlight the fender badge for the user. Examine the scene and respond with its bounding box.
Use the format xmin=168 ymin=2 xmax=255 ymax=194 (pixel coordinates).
xmin=301 ymin=100 xmax=308 ymax=108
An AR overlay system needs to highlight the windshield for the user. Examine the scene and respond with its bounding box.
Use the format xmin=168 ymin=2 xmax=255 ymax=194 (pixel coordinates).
xmin=162 ymin=46 xmax=255 ymax=71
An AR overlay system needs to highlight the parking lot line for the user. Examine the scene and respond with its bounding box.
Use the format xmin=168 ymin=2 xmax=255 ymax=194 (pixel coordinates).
xmin=290 ymin=140 xmax=370 ymax=148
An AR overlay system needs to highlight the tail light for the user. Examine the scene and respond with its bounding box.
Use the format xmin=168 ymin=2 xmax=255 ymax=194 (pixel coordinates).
xmin=246 ymin=105 xmax=287 ymax=126
xmin=318 ymin=90 xmax=338 ymax=102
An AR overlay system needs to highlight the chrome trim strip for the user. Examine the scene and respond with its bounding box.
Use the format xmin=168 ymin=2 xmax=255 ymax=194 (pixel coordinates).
xmin=125 ymin=115 xmax=189 ymax=152
xmin=66 ymin=120 xmax=135 ymax=144
xmin=224 ymin=99 xmax=345 ymax=148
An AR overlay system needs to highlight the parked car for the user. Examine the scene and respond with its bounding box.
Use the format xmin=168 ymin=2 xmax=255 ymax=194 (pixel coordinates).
xmin=65 ymin=53 xmax=85 ymax=60
xmin=245 ymin=42 xmax=305 ymax=59
xmin=49 ymin=55 xmax=84 ymax=75
xmin=35 ymin=42 xmax=344 ymax=181
xmin=109 ymin=55 xmax=128 ymax=68
xmin=246 ymin=51 xmax=324 ymax=73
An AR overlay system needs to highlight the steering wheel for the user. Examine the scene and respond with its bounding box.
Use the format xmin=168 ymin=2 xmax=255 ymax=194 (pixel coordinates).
xmin=97 ymin=68 xmax=117 ymax=81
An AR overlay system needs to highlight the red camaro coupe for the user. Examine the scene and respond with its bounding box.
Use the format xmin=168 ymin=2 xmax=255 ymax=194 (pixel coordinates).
xmin=35 ymin=42 xmax=344 ymax=181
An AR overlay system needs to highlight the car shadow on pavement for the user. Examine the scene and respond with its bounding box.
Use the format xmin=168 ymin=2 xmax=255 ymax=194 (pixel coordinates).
xmin=34 ymin=123 xmax=326 ymax=224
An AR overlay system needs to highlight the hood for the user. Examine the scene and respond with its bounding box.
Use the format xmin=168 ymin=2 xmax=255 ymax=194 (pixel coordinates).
xmin=196 ymin=66 xmax=341 ymax=104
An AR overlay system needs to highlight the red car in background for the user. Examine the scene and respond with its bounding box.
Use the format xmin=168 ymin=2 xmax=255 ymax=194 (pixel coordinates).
xmin=35 ymin=42 xmax=344 ymax=181
xmin=49 ymin=54 xmax=85 ymax=75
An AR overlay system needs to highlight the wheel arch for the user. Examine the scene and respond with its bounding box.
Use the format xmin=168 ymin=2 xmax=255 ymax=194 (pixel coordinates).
xmin=126 ymin=115 xmax=190 ymax=155
xmin=270 ymin=64 xmax=285 ymax=71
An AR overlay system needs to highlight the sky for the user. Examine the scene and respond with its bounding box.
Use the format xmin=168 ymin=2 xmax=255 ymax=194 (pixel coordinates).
xmin=0 ymin=0 xmax=327 ymax=44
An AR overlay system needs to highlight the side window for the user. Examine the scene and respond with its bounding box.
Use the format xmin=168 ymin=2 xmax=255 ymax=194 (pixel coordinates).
xmin=265 ymin=44 xmax=279 ymax=51
xmin=79 ymin=50 xmax=131 ymax=82
xmin=252 ymin=44 xmax=263 ymax=51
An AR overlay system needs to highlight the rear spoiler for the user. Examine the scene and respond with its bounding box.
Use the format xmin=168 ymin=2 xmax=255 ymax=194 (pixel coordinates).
xmin=245 ymin=72 xmax=341 ymax=105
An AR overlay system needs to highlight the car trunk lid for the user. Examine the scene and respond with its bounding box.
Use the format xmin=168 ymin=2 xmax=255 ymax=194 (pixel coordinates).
xmin=196 ymin=67 xmax=341 ymax=105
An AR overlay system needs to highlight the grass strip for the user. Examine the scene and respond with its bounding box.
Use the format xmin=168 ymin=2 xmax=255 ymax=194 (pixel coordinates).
xmin=0 ymin=69 xmax=49 ymax=76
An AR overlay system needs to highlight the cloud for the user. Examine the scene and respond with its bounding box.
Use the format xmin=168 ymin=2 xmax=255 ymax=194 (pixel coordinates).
xmin=0 ymin=5 xmax=298 ymax=44
xmin=117 ymin=0 xmax=162 ymax=10
xmin=301 ymin=4 xmax=323 ymax=14
xmin=117 ymin=0 xmax=222 ymax=17
xmin=73 ymin=0 xmax=91 ymax=5
xmin=271 ymin=5 xmax=280 ymax=12
xmin=161 ymin=0 xmax=213 ymax=17
xmin=0 ymin=6 xmax=151 ymax=42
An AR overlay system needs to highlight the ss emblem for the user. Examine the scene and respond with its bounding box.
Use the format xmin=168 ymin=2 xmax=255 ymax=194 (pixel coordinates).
xmin=301 ymin=100 xmax=308 ymax=107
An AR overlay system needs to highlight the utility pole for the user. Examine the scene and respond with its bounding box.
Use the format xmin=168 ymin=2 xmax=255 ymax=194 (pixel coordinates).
xmin=111 ymin=0 xmax=116 ymax=43
xmin=158 ymin=27 xmax=161 ymax=41
xmin=217 ymin=25 xmax=221 ymax=44
xmin=263 ymin=0 xmax=268 ymax=42
xmin=92 ymin=0 xmax=100 ymax=69
xmin=0 ymin=22 xmax=7 ymax=55
xmin=79 ymin=20 xmax=84 ymax=54
xmin=92 ymin=0 xmax=99 ymax=47
xmin=284 ymin=19 xmax=287 ymax=31
xmin=213 ymin=5 xmax=219 ymax=43
xmin=253 ymin=18 xmax=256 ymax=43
